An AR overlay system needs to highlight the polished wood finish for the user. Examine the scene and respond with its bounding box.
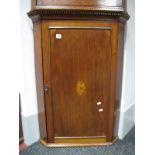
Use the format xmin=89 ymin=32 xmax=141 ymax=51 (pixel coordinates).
xmin=31 ymin=0 xmax=125 ymax=12
xmin=28 ymin=0 xmax=129 ymax=147
xmin=37 ymin=0 xmax=121 ymax=6
xmin=33 ymin=21 xmax=47 ymax=140
xmin=50 ymin=28 xmax=111 ymax=138
xmin=54 ymin=137 xmax=107 ymax=144
xmin=28 ymin=0 xmax=129 ymax=23
xmin=40 ymin=137 xmax=118 ymax=147
xmin=116 ymin=23 xmax=125 ymax=110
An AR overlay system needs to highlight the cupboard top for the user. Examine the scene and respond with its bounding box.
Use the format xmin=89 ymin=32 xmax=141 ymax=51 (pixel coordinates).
xmin=31 ymin=0 xmax=127 ymax=11
xmin=28 ymin=0 xmax=129 ymax=22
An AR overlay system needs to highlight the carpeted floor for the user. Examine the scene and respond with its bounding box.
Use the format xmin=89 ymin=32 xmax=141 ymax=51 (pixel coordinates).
xmin=20 ymin=127 xmax=135 ymax=155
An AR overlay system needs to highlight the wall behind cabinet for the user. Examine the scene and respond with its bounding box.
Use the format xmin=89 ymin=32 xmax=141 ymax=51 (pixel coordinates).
xmin=20 ymin=0 xmax=40 ymax=145
xmin=118 ymin=0 xmax=135 ymax=139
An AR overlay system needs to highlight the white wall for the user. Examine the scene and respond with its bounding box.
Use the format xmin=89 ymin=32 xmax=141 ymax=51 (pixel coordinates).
xmin=20 ymin=0 xmax=135 ymax=145
xmin=121 ymin=0 xmax=135 ymax=112
xmin=20 ymin=0 xmax=39 ymax=145
xmin=20 ymin=0 xmax=38 ymax=117
xmin=118 ymin=0 xmax=135 ymax=139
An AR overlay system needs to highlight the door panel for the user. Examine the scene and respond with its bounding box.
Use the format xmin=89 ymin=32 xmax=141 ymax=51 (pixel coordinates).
xmin=49 ymin=28 xmax=111 ymax=138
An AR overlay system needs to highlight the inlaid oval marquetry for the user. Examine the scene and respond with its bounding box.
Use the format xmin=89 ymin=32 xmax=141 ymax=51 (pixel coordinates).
xmin=76 ymin=80 xmax=86 ymax=96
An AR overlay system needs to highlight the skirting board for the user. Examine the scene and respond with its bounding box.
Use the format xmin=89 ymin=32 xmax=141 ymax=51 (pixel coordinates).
xmin=118 ymin=103 xmax=135 ymax=139
xmin=21 ymin=113 xmax=40 ymax=146
xmin=21 ymin=104 xmax=134 ymax=145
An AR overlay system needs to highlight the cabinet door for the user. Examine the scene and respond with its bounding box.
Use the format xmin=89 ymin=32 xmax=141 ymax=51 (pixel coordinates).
xmin=43 ymin=27 xmax=112 ymax=143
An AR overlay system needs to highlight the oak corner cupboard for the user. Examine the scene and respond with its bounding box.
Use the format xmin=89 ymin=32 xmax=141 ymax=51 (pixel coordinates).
xmin=28 ymin=0 xmax=129 ymax=147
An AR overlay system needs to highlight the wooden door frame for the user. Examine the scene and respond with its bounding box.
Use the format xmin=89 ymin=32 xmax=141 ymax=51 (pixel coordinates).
xmin=41 ymin=20 xmax=118 ymax=143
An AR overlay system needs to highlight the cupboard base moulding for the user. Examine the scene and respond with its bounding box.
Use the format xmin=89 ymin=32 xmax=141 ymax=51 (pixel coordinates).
xmin=40 ymin=137 xmax=118 ymax=147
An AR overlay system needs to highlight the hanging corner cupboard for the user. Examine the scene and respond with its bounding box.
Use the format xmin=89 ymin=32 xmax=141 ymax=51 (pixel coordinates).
xmin=28 ymin=0 xmax=129 ymax=147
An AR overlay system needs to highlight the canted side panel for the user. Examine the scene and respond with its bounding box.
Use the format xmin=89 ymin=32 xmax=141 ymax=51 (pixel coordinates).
xmin=33 ymin=21 xmax=47 ymax=140
xmin=116 ymin=23 xmax=124 ymax=110
xmin=113 ymin=23 xmax=125 ymax=137
xmin=106 ymin=23 xmax=119 ymax=142
xmin=41 ymin=21 xmax=55 ymax=142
